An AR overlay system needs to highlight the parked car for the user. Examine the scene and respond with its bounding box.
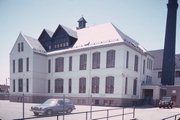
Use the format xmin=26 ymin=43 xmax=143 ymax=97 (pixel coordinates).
xmin=159 ymin=97 xmax=173 ymax=108
xmin=30 ymin=98 xmax=75 ymax=116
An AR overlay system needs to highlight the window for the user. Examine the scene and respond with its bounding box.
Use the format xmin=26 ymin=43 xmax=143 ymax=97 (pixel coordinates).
xmin=66 ymin=42 xmax=69 ymax=46
xmin=13 ymin=79 xmax=15 ymax=92
xmin=143 ymin=60 xmax=146 ymax=74
xmin=92 ymin=52 xmax=100 ymax=69
xmin=126 ymin=51 xmax=129 ymax=68
xmin=150 ymin=59 xmax=153 ymax=70
xmin=68 ymin=79 xmax=72 ymax=93
xmin=158 ymin=72 xmax=162 ymax=78
xmin=176 ymin=71 xmax=180 ymax=77
xmin=79 ymin=54 xmax=87 ymax=70
xmin=48 ymin=80 xmax=50 ymax=93
xmin=21 ymin=42 xmax=24 ymax=51
xmin=79 ymin=77 xmax=86 ymax=93
xmin=13 ymin=60 xmax=15 ymax=73
xmin=125 ymin=77 xmax=128 ymax=94
xmin=57 ymin=44 xmax=59 ymax=48
xmin=48 ymin=59 xmax=51 ymax=73
xmin=26 ymin=58 xmax=29 ymax=72
xmin=133 ymin=78 xmax=137 ymax=95
xmin=147 ymin=58 xmax=153 ymax=70
xmin=60 ymin=43 xmax=62 ymax=47
xmin=55 ymin=78 xmax=64 ymax=93
xmin=63 ymin=43 xmax=66 ymax=47
xmin=26 ymin=79 xmax=29 ymax=92
xmin=55 ymin=57 xmax=64 ymax=72
xmin=69 ymin=56 xmax=72 ymax=71
xmin=134 ymin=55 xmax=138 ymax=72
xmin=18 ymin=58 xmax=23 ymax=72
xmin=146 ymin=76 xmax=152 ymax=84
xmin=18 ymin=43 xmax=20 ymax=52
xmin=105 ymin=76 xmax=114 ymax=93
xmin=92 ymin=77 xmax=99 ymax=93
xmin=106 ymin=50 xmax=115 ymax=68
xmin=49 ymin=45 xmax=51 ymax=50
xmin=18 ymin=79 xmax=23 ymax=92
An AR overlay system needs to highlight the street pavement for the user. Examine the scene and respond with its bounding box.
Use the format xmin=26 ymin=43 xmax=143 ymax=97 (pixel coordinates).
xmin=0 ymin=100 xmax=180 ymax=120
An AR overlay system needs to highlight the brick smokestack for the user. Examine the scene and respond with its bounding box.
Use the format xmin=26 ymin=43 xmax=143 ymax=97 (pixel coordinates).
xmin=161 ymin=0 xmax=178 ymax=85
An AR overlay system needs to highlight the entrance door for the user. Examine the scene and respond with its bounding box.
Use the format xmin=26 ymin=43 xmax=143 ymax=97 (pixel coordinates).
xmin=143 ymin=89 xmax=153 ymax=105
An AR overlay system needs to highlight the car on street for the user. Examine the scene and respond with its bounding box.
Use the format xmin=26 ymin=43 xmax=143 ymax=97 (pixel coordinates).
xmin=30 ymin=98 xmax=75 ymax=116
xmin=159 ymin=97 xmax=173 ymax=109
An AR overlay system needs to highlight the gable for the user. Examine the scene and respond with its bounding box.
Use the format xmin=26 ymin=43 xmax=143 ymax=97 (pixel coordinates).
xmin=52 ymin=25 xmax=68 ymax=40
xmin=10 ymin=33 xmax=33 ymax=56
xmin=38 ymin=29 xmax=52 ymax=42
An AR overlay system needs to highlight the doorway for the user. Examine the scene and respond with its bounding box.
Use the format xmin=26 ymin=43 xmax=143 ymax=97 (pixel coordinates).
xmin=143 ymin=89 xmax=153 ymax=105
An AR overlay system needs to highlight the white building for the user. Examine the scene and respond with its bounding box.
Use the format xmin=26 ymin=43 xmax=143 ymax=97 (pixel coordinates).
xmin=10 ymin=18 xmax=155 ymax=106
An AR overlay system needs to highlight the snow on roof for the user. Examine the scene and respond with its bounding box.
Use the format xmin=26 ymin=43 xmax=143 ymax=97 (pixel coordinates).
xmin=19 ymin=22 xmax=147 ymax=55
xmin=75 ymin=22 xmax=146 ymax=52
xmin=47 ymin=38 xmax=121 ymax=55
xmin=75 ymin=23 xmax=123 ymax=46
xmin=44 ymin=29 xmax=54 ymax=37
xmin=61 ymin=25 xmax=77 ymax=38
xmin=23 ymin=34 xmax=46 ymax=54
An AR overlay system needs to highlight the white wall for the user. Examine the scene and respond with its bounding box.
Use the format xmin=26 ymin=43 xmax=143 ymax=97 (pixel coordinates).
xmin=10 ymin=36 xmax=154 ymax=100
xmin=32 ymin=53 xmax=47 ymax=94
xmin=45 ymin=44 xmax=151 ymax=99
xmin=10 ymin=34 xmax=33 ymax=94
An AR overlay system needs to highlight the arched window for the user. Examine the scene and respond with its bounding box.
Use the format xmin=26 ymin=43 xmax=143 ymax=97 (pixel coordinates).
xmin=106 ymin=50 xmax=115 ymax=68
xmin=92 ymin=52 xmax=100 ymax=69
xmin=55 ymin=78 xmax=64 ymax=93
xmin=18 ymin=58 xmax=23 ymax=72
xmin=55 ymin=57 xmax=64 ymax=72
xmin=91 ymin=77 xmax=99 ymax=93
xmin=105 ymin=76 xmax=114 ymax=93
xmin=79 ymin=54 xmax=87 ymax=70
xmin=79 ymin=77 xmax=86 ymax=93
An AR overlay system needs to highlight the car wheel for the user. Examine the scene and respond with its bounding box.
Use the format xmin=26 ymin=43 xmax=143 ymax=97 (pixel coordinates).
xmin=170 ymin=105 xmax=173 ymax=109
xmin=34 ymin=112 xmax=39 ymax=116
xmin=46 ymin=109 xmax=53 ymax=116
xmin=66 ymin=108 xmax=72 ymax=113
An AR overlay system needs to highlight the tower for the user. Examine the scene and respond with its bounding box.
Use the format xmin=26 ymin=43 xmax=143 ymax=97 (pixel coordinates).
xmin=77 ymin=17 xmax=87 ymax=29
xmin=161 ymin=0 xmax=178 ymax=85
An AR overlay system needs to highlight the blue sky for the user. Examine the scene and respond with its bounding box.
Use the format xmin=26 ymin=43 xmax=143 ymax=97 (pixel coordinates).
xmin=0 ymin=0 xmax=179 ymax=85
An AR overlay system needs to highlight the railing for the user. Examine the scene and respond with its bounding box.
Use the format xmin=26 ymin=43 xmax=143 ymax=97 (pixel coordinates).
xmin=14 ymin=107 xmax=136 ymax=120
xmin=14 ymin=94 xmax=136 ymax=120
xmin=162 ymin=114 xmax=180 ymax=120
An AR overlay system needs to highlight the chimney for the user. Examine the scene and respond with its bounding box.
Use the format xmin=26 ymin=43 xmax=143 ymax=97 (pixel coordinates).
xmin=161 ymin=0 xmax=178 ymax=85
xmin=77 ymin=17 xmax=87 ymax=29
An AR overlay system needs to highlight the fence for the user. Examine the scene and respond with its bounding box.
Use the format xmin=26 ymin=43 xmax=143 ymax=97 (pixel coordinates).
xmin=162 ymin=114 xmax=180 ymax=120
xmin=14 ymin=107 xmax=135 ymax=120
xmin=14 ymin=94 xmax=136 ymax=120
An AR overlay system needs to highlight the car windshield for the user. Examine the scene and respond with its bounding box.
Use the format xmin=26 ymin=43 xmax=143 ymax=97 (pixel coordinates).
xmin=43 ymin=99 xmax=58 ymax=106
xmin=162 ymin=97 xmax=171 ymax=101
